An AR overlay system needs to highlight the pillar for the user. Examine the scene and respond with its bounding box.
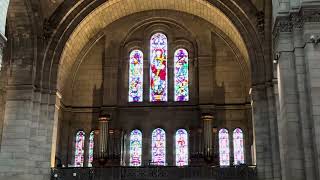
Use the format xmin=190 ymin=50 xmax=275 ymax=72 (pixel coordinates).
xmin=202 ymin=114 xmax=213 ymax=160
xmin=98 ymin=114 xmax=111 ymax=164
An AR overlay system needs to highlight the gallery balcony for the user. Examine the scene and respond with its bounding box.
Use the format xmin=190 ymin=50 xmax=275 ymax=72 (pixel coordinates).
xmin=51 ymin=165 xmax=257 ymax=180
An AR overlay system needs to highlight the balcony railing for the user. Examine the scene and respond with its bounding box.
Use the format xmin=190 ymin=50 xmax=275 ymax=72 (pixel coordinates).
xmin=51 ymin=165 xmax=257 ymax=180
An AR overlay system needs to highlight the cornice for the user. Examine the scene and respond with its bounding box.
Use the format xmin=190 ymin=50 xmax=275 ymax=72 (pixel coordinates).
xmin=273 ymin=7 xmax=320 ymax=37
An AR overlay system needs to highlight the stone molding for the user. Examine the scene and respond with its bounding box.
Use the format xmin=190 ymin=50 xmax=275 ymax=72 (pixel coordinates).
xmin=273 ymin=7 xmax=320 ymax=36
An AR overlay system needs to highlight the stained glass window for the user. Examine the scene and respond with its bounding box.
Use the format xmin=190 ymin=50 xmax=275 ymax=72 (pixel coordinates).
xmin=75 ymin=131 xmax=85 ymax=167
xmin=150 ymin=33 xmax=168 ymax=102
xmin=233 ymin=128 xmax=244 ymax=165
xmin=174 ymin=49 xmax=189 ymax=102
xmin=152 ymin=128 xmax=166 ymax=165
xmin=88 ymin=131 xmax=94 ymax=167
xmin=175 ymin=129 xmax=188 ymax=166
xmin=219 ymin=128 xmax=230 ymax=166
xmin=129 ymin=50 xmax=144 ymax=102
xmin=129 ymin=129 xmax=142 ymax=166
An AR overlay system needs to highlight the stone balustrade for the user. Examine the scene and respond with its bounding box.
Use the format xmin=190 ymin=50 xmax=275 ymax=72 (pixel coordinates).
xmin=51 ymin=165 xmax=257 ymax=180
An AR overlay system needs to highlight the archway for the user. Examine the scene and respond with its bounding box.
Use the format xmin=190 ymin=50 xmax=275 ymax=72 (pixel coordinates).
xmin=0 ymin=0 xmax=278 ymax=180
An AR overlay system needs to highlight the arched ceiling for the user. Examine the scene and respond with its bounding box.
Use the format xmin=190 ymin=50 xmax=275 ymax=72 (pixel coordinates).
xmin=57 ymin=0 xmax=251 ymax=92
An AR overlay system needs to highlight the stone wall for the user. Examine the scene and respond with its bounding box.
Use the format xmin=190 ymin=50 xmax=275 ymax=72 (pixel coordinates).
xmin=273 ymin=5 xmax=320 ymax=180
xmin=56 ymin=10 xmax=252 ymax=168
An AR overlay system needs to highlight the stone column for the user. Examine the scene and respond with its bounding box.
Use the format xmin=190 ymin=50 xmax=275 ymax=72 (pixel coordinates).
xmin=202 ymin=114 xmax=213 ymax=160
xmin=251 ymin=85 xmax=273 ymax=180
xmin=98 ymin=114 xmax=111 ymax=164
xmin=0 ymin=32 xmax=6 ymax=146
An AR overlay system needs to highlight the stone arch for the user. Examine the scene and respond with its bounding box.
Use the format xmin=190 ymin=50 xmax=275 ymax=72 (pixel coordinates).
xmin=41 ymin=2 xmax=274 ymax=179
xmin=41 ymin=0 xmax=269 ymax=95
xmin=0 ymin=0 xmax=278 ymax=179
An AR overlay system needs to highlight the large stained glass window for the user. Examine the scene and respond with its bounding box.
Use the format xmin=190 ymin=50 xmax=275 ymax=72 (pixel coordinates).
xmin=129 ymin=50 xmax=144 ymax=102
xmin=75 ymin=131 xmax=85 ymax=167
xmin=152 ymin=128 xmax=166 ymax=165
xmin=150 ymin=33 xmax=168 ymax=102
xmin=233 ymin=128 xmax=244 ymax=165
xmin=219 ymin=129 xmax=230 ymax=166
xmin=88 ymin=131 xmax=94 ymax=167
xmin=174 ymin=49 xmax=189 ymax=102
xmin=175 ymin=129 xmax=188 ymax=166
xmin=129 ymin=129 xmax=142 ymax=166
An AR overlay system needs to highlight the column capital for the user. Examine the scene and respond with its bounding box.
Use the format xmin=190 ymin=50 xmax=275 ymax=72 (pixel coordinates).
xmin=99 ymin=114 xmax=111 ymax=122
xmin=201 ymin=113 xmax=214 ymax=121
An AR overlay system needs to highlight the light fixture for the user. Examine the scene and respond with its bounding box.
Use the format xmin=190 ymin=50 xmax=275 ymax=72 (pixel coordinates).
xmin=273 ymin=52 xmax=280 ymax=64
xmin=73 ymin=172 xmax=77 ymax=177
xmin=310 ymin=34 xmax=320 ymax=44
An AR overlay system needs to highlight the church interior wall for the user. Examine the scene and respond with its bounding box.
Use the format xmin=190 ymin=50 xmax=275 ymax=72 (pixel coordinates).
xmin=55 ymin=10 xmax=253 ymax=167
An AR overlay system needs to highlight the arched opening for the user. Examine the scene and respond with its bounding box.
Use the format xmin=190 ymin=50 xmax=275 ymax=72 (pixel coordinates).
xmin=0 ymin=0 xmax=280 ymax=180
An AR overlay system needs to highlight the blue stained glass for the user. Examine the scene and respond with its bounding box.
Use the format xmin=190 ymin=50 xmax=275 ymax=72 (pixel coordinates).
xmin=129 ymin=50 xmax=143 ymax=102
xmin=150 ymin=33 xmax=168 ymax=102
xmin=129 ymin=129 xmax=142 ymax=166
xmin=175 ymin=129 xmax=188 ymax=166
xmin=152 ymin=128 xmax=166 ymax=165
xmin=174 ymin=49 xmax=189 ymax=102
xmin=219 ymin=129 xmax=230 ymax=166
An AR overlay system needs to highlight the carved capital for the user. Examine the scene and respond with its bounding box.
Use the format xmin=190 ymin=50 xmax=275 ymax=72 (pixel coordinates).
xmin=274 ymin=8 xmax=320 ymax=37
xmin=256 ymin=11 xmax=265 ymax=37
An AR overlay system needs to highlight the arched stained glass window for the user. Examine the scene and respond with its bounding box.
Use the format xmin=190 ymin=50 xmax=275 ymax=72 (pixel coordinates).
xmin=174 ymin=49 xmax=189 ymax=102
xmin=75 ymin=131 xmax=85 ymax=167
xmin=152 ymin=128 xmax=166 ymax=165
xmin=233 ymin=128 xmax=244 ymax=165
xmin=175 ymin=129 xmax=188 ymax=166
xmin=219 ymin=128 xmax=230 ymax=166
xmin=129 ymin=50 xmax=144 ymax=102
xmin=129 ymin=129 xmax=142 ymax=166
xmin=150 ymin=33 xmax=168 ymax=102
xmin=88 ymin=131 xmax=94 ymax=167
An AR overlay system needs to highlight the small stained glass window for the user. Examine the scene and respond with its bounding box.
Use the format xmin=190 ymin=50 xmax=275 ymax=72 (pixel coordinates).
xmin=233 ymin=128 xmax=244 ymax=165
xmin=75 ymin=131 xmax=85 ymax=167
xmin=152 ymin=128 xmax=166 ymax=165
xmin=174 ymin=49 xmax=189 ymax=102
xmin=129 ymin=50 xmax=144 ymax=102
xmin=88 ymin=131 xmax=94 ymax=167
xmin=219 ymin=128 xmax=230 ymax=166
xmin=175 ymin=129 xmax=188 ymax=166
xmin=129 ymin=129 xmax=142 ymax=166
